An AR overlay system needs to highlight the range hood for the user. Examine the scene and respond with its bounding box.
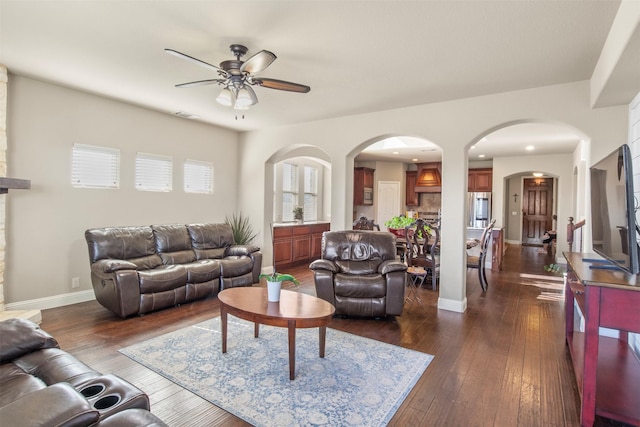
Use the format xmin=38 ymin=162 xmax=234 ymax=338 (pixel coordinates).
xmin=414 ymin=162 xmax=441 ymax=193
xmin=0 ymin=177 xmax=31 ymax=194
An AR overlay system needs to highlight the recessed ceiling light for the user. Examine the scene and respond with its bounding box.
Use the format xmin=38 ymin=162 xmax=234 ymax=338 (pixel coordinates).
xmin=392 ymin=151 xmax=399 ymax=155
xmin=533 ymin=172 xmax=543 ymax=177
xmin=412 ymin=158 xmax=419 ymax=162
xmin=526 ymin=145 xmax=535 ymax=151
xmin=470 ymin=145 xmax=476 ymax=150
xmin=478 ymin=154 xmax=485 ymax=158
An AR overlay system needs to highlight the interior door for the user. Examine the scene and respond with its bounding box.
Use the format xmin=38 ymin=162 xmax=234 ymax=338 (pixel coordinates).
xmin=377 ymin=181 xmax=401 ymax=227
xmin=522 ymin=178 xmax=554 ymax=245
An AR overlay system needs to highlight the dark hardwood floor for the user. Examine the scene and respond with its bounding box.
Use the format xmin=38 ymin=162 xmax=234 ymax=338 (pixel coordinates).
xmin=40 ymin=245 xmax=627 ymax=426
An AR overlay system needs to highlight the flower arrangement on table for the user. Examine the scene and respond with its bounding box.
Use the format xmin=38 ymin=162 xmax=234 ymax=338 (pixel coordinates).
xmin=384 ymin=216 xmax=431 ymax=239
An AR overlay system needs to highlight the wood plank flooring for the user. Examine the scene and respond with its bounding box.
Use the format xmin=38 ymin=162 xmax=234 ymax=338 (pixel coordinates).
xmin=39 ymin=245 xmax=629 ymax=426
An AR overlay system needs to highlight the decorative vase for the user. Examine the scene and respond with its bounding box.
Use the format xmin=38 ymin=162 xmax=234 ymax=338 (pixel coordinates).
xmin=267 ymin=281 xmax=282 ymax=302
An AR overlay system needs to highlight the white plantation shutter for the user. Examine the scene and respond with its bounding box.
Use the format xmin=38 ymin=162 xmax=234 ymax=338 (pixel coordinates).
xmin=136 ymin=153 xmax=173 ymax=192
xmin=303 ymin=166 xmax=318 ymax=221
xmin=184 ymin=159 xmax=213 ymax=194
xmin=71 ymin=143 xmax=120 ymax=189
xmin=282 ymin=162 xmax=298 ymax=222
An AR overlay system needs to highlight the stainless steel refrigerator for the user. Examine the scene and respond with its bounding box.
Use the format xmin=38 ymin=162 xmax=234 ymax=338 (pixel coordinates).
xmin=467 ymin=192 xmax=492 ymax=228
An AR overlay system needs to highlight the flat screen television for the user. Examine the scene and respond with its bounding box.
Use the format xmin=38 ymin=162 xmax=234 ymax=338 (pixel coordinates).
xmin=589 ymin=144 xmax=639 ymax=274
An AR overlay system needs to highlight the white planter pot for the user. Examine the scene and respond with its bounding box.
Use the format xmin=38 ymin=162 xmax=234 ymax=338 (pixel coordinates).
xmin=267 ymin=281 xmax=282 ymax=302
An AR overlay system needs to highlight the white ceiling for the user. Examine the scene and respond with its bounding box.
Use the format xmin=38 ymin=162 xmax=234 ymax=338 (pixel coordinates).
xmin=0 ymin=0 xmax=634 ymax=163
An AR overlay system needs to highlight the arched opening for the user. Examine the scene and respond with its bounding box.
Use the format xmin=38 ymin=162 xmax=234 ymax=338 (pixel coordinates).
xmin=351 ymin=135 xmax=442 ymax=228
xmin=466 ymin=120 xmax=590 ymax=264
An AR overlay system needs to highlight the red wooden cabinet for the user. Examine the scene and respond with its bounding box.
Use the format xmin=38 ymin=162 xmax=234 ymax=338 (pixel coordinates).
xmin=564 ymin=252 xmax=640 ymax=427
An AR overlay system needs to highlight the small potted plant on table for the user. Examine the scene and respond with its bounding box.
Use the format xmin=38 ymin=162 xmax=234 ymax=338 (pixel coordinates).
xmin=259 ymin=272 xmax=300 ymax=302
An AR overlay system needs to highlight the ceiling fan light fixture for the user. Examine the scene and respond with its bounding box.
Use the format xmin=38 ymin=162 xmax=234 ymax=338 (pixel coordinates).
xmin=235 ymin=87 xmax=254 ymax=108
xmin=216 ymin=87 xmax=235 ymax=106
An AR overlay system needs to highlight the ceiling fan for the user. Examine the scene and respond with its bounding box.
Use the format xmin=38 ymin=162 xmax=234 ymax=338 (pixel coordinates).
xmin=165 ymin=44 xmax=310 ymax=117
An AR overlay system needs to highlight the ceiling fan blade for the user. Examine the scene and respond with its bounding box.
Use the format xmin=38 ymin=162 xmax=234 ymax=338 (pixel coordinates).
xmin=165 ymin=48 xmax=226 ymax=75
xmin=255 ymin=78 xmax=310 ymax=93
xmin=175 ymin=79 xmax=226 ymax=88
xmin=240 ymin=50 xmax=277 ymax=74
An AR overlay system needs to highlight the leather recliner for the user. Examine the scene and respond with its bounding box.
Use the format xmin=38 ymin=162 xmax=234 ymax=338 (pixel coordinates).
xmin=310 ymin=230 xmax=407 ymax=317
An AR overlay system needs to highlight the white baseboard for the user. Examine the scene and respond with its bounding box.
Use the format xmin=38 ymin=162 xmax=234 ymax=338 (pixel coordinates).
xmin=505 ymin=239 xmax=520 ymax=245
xmin=5 ymin=290 xmax=95 ymax=311
xmin=438 ymin=296 xmax=467 ymax=313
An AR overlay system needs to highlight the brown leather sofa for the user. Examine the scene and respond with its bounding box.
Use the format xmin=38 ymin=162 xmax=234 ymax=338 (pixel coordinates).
xmin=0 ymin=318 xmax=167 ymax=427
xmin=85 ymin=223 xmax=262 ymax=318
xmin=310 ymin=230 xmax=407 ymax=317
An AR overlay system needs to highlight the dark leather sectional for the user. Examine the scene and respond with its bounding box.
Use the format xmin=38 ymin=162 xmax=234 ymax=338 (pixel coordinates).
xmin=85 ymin=223 xmax=262 ymax=318
xmin=0 ymin=318 xmax=167 ymax=426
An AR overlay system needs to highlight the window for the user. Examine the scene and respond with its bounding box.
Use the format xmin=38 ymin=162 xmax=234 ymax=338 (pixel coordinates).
xmin=135 ymin=153 xmax=173 ymax=192
xmin=71 ymin=143 xmax=120 ymax=189
xmin=184 ymin=159 xmax=213 ymax=194
xmin=303 ymin=166 xmax=318 ymax=221
xmin=282 ymin=162 xmax=298 ymax=222
xmin=274 ymin=159 xmax=324 ymax=223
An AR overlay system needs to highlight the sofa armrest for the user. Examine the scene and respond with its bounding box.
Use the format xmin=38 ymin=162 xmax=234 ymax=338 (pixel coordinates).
xmin=92 ymin=259 xmax=137 ymax=276
xmin=0 ymin=318 xmax=59 ymax=363
xmin=378 ymin=260 xmax=407 ymax=275
xmin=0 ymin=382 xmax=99 ymax=427
xmin=309 ymin=259 xmax=339 ymax=273
xmin=225 ymin=245 xmax=260 ymax=257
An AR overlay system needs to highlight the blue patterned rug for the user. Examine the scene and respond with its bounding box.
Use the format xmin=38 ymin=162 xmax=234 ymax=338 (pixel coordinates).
xmin=120 ymin=317 xmax=433 ymax=427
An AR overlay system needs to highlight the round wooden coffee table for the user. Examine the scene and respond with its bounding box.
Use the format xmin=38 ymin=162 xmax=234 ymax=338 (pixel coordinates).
xmin=218 ymin=287 xmax=335 ymax=380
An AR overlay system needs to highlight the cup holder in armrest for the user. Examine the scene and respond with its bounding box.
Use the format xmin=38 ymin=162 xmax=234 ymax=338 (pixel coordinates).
xmin=94 ymin=394 xmax=121 ymax=410
xmin=79 ymin=383 xmax=106 ymax=398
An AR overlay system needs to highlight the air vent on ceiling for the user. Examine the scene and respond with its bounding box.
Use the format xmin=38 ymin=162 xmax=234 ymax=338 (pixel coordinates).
xmin=173 ymin=111 xmax=199 ymax=119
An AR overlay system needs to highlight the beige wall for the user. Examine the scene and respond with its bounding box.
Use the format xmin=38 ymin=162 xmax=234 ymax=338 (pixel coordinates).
xmin=5 ymin=76 xmax=239 ymax=304
xmin=238 ymin=80 xmax=628 ymax=312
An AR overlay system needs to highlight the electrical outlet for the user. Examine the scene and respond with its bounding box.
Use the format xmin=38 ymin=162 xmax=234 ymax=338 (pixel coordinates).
xmin=71 ymin=277 xmax=80 ymax=288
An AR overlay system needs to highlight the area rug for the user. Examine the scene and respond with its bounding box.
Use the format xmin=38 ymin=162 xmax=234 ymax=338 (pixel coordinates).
xmin=120 ymin=317 xmax=433 ymax=427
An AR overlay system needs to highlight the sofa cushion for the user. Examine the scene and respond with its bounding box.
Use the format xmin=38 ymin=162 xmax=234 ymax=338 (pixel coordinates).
xmin=187 ymin=223 xmax=234 ymax=259
xmin=12 ymin=348 xmax=101 ymax=387
xmin=335 ymin=259 xmax=382 ymax=275
xmin=85 ymin=226 xmax=157 ymax=263
xmin=334 ymin=273 xmax=386 ymax=298
xmin=152 ymin=224 xmax=197 ymax=265
xmin=182 ymin=260 xmax=221 ymax=283
xmin=0 ymin=318 xmax=59 ymax=363
xmin=322 ymin=231 xmax=397 ymax=262
xmin=218 ymin=256 xmax=253 ymax=278
xmin=138 ymin=265 xmax=188 ymax=294
xmin=0 ymin=364 xmax=47 ymax=407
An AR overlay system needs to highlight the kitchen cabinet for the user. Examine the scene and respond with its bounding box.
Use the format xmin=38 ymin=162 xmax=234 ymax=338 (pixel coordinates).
xmin=354 ymin=167 xmax=375 ymax=205
xmin=405 ymin=171 xmax=419 ymax=206
xmin=564 ymin=252 xmax=640 ymax=427
xmin=273 ymin=223 xmax=330 ymax=270
xmin=468 ymin=168 xmax=492 ymax=192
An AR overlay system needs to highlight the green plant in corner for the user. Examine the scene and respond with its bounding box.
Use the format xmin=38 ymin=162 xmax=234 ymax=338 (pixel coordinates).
xmin=259 ymin=272 xmax=300 ymax=286
xmin=224 ymin=212 xmax=258 ymax=245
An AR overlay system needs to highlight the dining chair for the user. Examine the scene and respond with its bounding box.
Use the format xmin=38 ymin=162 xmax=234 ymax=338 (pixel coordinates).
xmin=404 ymin=219 xmax=440 ymax=290
xmin=467 ymin=219 xmax=495 ymax=292
xmin=352 ymin=216 xmax=380 ymax=231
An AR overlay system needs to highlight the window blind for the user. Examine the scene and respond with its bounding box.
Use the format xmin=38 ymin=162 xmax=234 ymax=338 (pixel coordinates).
xmin=71 ymin=143 xmax=120 ymax=189
xmin=136 ymin=152 xmax=173 ymax=192
xmin=304 ymin=166 xmax=318 ymax=221
xmin=184 ymin=159 xmax=214 ymax=194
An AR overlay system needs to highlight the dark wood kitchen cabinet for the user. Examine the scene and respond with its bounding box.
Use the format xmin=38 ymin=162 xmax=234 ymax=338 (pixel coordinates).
xmin=273 ymin=223 xmax=330 ymax=270
xmin=405 ymin=171 xmax=419 ymax=206
xmin=354 ymin=167 xmax=375 ymax=205
xmin=468 ymin=168 xmax=493 ymax=192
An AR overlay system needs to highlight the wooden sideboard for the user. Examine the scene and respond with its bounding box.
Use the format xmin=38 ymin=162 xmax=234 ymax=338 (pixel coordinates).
xmin=273 ymin=223 xmax=330 ymax=270
xmin=563 ymin=252 xmax=640 ymax=426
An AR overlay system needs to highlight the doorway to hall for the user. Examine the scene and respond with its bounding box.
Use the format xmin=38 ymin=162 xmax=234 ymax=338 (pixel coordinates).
xmin=522 ymin=177 xmax=554 ymax=246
